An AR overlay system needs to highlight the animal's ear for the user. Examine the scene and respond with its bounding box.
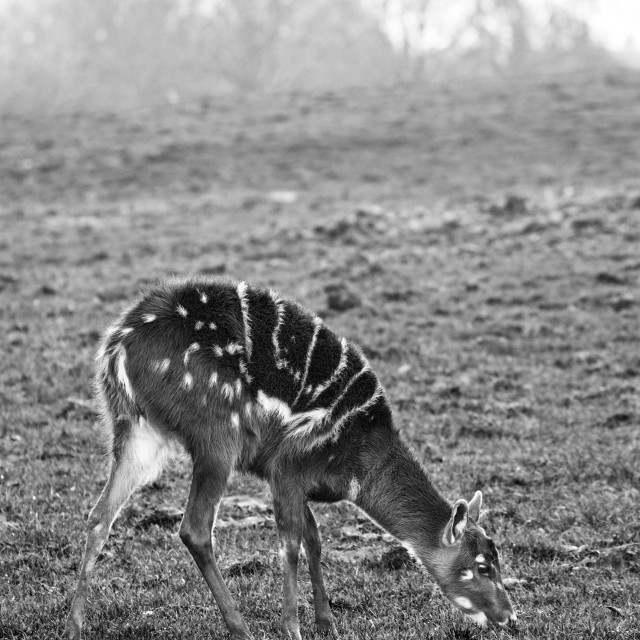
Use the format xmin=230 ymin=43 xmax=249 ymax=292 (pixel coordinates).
xmin=468 ymin=490 xmax=482 ymax=522
xmin=442 ymin=499 xmax=469 ymax=546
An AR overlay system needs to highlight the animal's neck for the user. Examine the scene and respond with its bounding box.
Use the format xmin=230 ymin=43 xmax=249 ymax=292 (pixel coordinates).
xmin=355 ymin=425 xmax=451 ymax=564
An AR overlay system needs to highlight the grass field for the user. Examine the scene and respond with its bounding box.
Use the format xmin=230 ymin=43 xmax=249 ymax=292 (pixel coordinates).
xmin=1 ymin=68 xmax=640 ymax=639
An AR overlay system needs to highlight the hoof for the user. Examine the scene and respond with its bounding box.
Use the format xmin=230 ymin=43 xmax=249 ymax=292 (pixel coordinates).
xmin=66 ymin=620 xmax=81 ymax=640
xmin=282 ymin=624 xmax=303 ymax=640
xmin=316 ymin=618 xmax=339 ymax=637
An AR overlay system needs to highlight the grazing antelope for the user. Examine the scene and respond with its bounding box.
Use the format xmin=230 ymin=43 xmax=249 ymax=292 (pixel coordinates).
xmin=67 ymin=277 xmax=515 ymax=640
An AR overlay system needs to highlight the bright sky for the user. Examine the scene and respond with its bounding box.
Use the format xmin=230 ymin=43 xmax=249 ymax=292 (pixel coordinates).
xmin=362 ymin=0 xmax=640 ymax=66
xmin=2 ymin=0 xmax=640 ymax=58
xmin=589 ymin=0 xmax=640 ymax=51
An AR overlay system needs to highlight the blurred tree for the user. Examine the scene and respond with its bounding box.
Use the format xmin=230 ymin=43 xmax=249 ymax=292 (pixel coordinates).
xmin=365 ymin=0 xmax=606 ymax=79
xmin=0 ymin=0 xmax=615 ymax=113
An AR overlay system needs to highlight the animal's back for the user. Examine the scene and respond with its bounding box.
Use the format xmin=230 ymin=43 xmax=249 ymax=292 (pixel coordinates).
xmin=95 ymin=277 xmax=390 ymax=462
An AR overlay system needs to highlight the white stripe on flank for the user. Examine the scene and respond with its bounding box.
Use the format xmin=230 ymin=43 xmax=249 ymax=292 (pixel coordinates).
xmin=285 ymin=407 xmax=329 ymax=436
xmin=234 ymin=378 xmax=243 ymax=396
xmin=326 ymin=382 xmax=382 ymax=441
xmin=257 ymin=390 xmax=291 ymax=420
xmin=142 ymin=314 xmax=156 ymax=323
xmin=270 ymin=291 xmax=286 ymax=366
xmin=294 ymin=316 xmax=322 ymax=407
xmin=325 ymin=363 xmax=370 ymax=420
xmin=311 ymin=337 xmax=348 ymax=401
xmin=116 ymin=347 xmax=134 ymax=400
xmin=184 ymin=342 xmax=200 ymax=366
xmin=257 ymin=390 xmax=329 ymax=435
xmin=177 ymin=304 xmax=188 ymax=317
xmin=237 ymin=281 xmax=252 ymax=361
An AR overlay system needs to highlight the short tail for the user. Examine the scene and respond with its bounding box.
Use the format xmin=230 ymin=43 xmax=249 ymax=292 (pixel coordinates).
xmin=93 ymin=323 xmax=141 ymax=458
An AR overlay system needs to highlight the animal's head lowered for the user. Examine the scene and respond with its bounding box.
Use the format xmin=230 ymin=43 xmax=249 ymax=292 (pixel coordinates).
xmin=434 ymin=491 xmax=516 ymax=627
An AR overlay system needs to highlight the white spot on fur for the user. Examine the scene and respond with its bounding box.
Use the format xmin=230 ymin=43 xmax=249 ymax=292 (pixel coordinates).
xmin=200 ymin=291 xmax=208 ymax=304
xmin=195 ymin=321 xmax=204 ymax=330
xmin=467 ymin=612 xmax=488 ymax=627
xmin=226 ymin=342 xmax=244 ymax=355
xmin=234 ymin=378 xmax=243 ymax=396
xmin=209 ymin=322 xmax=217 ymax=330
xmin=182 ymin=372 xmax=193 ymax=390
xmin=221 ymin=382 xmax=235 ymax=401
xmin=454 ymin=596 xmax=474 ymax=611
xmin=243 ymin=402 xmax=253 ymax=418
xmin=347 ymin=477 xmax=360 ymax=501
xmin=475 ymin=554 xmax=486 ymax=564
xmin=231 ymin=412 xmax=240 ymax=429
xmin=177 ymin=304 xmax=188 ymax=317
xmin=119 ymin=327 xmax=134 ymax=336
xmin=116 ymin=347 xmax=134 ymax=400
xmin=214 ymin=345 xmax=224 ymax=357
xmin=153 ymin=358 xmax=170 ymax=374
xmin=184 ymin=342 xmax=200 ymax=365
xmin=237 ymin=281 xmax=252 ymax=360
xmin=142 ymin=314 xmax=156 ymax=323
xmin=209 ymin=371 xmax=218 ymax=387
xmin=238 ymin=360 xmax=252 ymax=384
xmin=460 ymin=570 xmax=473 ymax=581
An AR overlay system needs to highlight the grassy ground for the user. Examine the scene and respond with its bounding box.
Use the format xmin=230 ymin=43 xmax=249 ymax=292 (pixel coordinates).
xmin=1 ymin=68 xmax=640 ymax=639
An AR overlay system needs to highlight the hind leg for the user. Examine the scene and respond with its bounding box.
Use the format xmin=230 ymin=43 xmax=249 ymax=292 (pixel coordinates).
xmin=179 ymin=456 xmax=253 ymax=639
xmin=66 ymin=417 xmax=167 ymax=640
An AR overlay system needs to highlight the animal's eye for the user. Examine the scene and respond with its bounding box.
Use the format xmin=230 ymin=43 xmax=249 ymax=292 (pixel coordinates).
xmin=477 ymin=563 xmax=491 ymax=576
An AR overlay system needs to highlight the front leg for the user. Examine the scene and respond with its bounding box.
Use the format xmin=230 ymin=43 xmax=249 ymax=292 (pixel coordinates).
xmin=302 ymin=504 xmax=338 ymax=636
xmin=273 ymin=485 xmax=305 ymax=640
